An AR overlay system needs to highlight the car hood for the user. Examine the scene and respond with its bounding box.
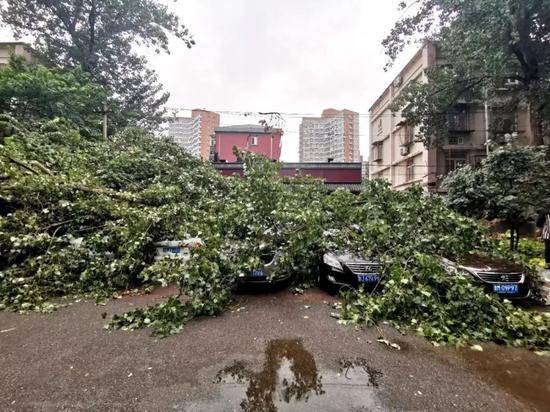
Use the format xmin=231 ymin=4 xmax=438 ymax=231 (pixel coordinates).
xmin=327 ymin=251 xmax=373 ymax=263
xmin=458 ymin=254 xmax=523 ymax=272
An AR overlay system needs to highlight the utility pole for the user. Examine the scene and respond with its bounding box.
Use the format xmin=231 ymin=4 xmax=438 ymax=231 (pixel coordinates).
xmin=484 ymin=88 xmax=490 ymax=156
xmin=102 ymin=103 xmax=108 ymax=139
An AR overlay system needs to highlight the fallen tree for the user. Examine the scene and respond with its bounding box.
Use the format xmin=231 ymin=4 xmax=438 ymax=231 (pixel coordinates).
xmin=1 ymin=118 xmax=548 ymax=349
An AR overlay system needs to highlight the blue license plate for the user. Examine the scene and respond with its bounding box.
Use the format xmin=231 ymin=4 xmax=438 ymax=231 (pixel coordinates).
xmin=493 ymin=284 xmax=518 ymax=294
xmin=251 ymin=269 xmax=265 ymax=278
xmin=358 ymin=274 xmax=380 ymax=283
xmin=163 ymin=247 xmax=181 ymax=253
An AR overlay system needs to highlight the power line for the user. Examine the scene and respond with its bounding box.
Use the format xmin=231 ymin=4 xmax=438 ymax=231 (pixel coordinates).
xmin=164 ymin=106 xmax=404 ymax=118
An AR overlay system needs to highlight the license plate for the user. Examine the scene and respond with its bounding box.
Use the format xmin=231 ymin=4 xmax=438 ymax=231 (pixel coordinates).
xmin=358 ymin=274 xmax=380 ymax=283
xmin=493 ymin=284 xmax=518 ymax=294
xmin=162 ymin=247 xmax=181 ymax=253
xmin=251 ymin=269 xmax=265 ymax=278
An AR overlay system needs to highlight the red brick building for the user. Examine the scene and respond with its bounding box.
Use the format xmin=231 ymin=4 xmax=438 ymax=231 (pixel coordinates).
xmin=192 ymin=109 xmax=220 ymax=159
xmin=211 ymin=125 xmax=282 ymax=163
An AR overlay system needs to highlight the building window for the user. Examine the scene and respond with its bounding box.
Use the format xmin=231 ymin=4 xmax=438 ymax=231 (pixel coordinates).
xmin=406 ymin=158 xmax=414 ymax=182
xmin=448 ymin=136 xmax=465 ymax=145
xmin=372 ymin=142 xmax=383 ymax=162
xmin=445 ymin=151 xmax=468 ymax=173
xmin=403 ymin=124 xmax=414 ymax=145
xmin=377 ymin=118 xmax=383 ymax=135
xmin=490 ymin=108 xmax=518 ymax=134
xmin=251 ymin=136 xmax=259 ymax=146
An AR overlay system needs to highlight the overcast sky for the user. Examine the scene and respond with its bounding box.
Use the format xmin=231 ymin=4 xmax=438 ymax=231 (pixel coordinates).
xmin=1 ymin=0 xmax=417 ymax=161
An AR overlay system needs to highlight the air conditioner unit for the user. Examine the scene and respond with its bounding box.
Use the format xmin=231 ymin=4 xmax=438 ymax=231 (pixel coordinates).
xmin=400 ymin=145 xmax=410 ymax=156
xmin=393 ymin=76 xmax=403 ymax=88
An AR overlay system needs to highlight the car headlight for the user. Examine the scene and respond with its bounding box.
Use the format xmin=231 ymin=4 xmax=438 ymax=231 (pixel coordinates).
xmin=442 ymin=262 xmax=470 ymax=278
xmin=323 ymin=253 xmax=344 ymax=272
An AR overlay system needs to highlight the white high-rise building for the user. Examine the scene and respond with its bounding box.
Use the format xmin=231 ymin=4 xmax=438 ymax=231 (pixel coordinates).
xmin=299 ymin=109 xmax=360 ymax=163
xmin=168 ymin=116 xmax=201 ymax=156
xmin=167 ymin=110 xmax=220 ymax=158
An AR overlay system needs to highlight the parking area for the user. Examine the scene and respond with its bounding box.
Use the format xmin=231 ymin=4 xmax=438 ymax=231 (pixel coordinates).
xmin=1 ymin=288 xmax=549 ymax=411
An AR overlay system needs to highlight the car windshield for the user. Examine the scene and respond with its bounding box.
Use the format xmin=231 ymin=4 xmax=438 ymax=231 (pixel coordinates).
xmin=260 ymin=252 xmax=276 ymax=264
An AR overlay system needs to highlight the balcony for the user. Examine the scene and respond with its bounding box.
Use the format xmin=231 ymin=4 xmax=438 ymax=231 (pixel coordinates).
xmin=447 ymin=106 xmax=472 ymax=132
xmin=490 ymin=112 xmax=517 ymax=135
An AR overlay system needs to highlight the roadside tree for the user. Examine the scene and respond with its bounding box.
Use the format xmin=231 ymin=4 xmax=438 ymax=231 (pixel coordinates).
xmin=0 ymin=0 xmax=194 ymax=128
xmin=384 ymin=0 xmax=550 ymax=146
xmin=0 ymin=58 xmax=107 ymax=132
xmin=444 ymin=144 xmax=550 ymax=249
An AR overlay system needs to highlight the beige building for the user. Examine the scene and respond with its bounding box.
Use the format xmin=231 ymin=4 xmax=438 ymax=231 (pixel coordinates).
xmin=0 ymin=42 xmax=33 ymax=67
xmin=368 ymin=42 xmax=533 ymax=192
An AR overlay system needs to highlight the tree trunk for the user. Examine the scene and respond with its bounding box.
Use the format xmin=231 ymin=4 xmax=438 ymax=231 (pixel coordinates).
xmin=529 ymin=102 xmax=544 ymax=146
xmin=509 ymin=226 xmax=521 ymax=251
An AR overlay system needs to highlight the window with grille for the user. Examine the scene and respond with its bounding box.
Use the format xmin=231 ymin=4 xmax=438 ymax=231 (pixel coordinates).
xmin=445 ymin=151 xmax=468 ymax=173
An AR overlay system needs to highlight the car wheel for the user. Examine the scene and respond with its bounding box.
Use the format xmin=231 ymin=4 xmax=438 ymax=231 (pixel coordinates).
xmin=317 ymin=269 xmax=338 ymax=295
xmin=315 ymin=265 xmax=326 ymax=287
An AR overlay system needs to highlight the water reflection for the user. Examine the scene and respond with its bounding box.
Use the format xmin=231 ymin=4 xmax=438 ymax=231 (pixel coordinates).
xmin=216 ymin=339 xmax=324 ymax=411
xmin=214 ymin=340 xmax=383 ymax=411
xmin=338 ymin=357 xmax=383 ymax=387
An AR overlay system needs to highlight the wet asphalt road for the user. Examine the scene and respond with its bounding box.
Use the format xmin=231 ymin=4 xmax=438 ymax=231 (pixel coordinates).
xmin=1 ymin=287 xmax=549 ymax=411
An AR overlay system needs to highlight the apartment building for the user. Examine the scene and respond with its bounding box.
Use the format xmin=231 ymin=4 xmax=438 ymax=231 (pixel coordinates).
xmin=212 ymin=124 xmax=282 ymax=162
xmin=299 ymin=109 xmax=360 ymax=163
xmin=192 ymin=109 xmax=220 ymax=159
xmin=0 ymin=42 xmax=33 ymax=67
xmin=167 ymin=109 xmax=220 ymax=159
xmin=368 ymin=42 xmax=533 ymax=192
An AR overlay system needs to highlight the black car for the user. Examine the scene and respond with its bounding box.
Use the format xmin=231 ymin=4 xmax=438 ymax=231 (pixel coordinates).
xmin=440 ymin=254 xmax=532 ymax=299
xmin=317 ymin=250 xmax=532 ymax=299
xmin=318 ymin=252 xmax=383 ymax=294
xmin=235 ymin=251 xmax=292 ymax=291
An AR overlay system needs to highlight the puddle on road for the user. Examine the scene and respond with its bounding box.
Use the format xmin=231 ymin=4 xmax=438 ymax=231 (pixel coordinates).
xmin=460 ymin=346 xmax=550 ymax=411
xmin=203 ymin=339 xmax=383 ymax=411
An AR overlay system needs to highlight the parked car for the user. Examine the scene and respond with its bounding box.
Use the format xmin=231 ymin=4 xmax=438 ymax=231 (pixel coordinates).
xmin=318 ymin=251 xmax=383 ymax=294
xmin=440 ymin=254 xmax=532 ymax=299
xmin=235 ymin=251 xmax=292 ymax=291
xmin=153 ymin=238 xmax=204 ymax=261
xmin=317 ymin=249 xmax=532 ymax=299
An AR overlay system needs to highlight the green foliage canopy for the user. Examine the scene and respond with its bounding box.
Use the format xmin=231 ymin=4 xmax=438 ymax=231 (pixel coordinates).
xmin=0 ymin=58 xmax=107 ymax=131
xmin=0 ymin=0 xmax=194 ymax=127
xmin=0 ymin=118 xmax=548 ymax=347
xmin=444 ymin=144 xmax=550 ymax=248
xmin=384 ymin=0 xmax=550 ymax=146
